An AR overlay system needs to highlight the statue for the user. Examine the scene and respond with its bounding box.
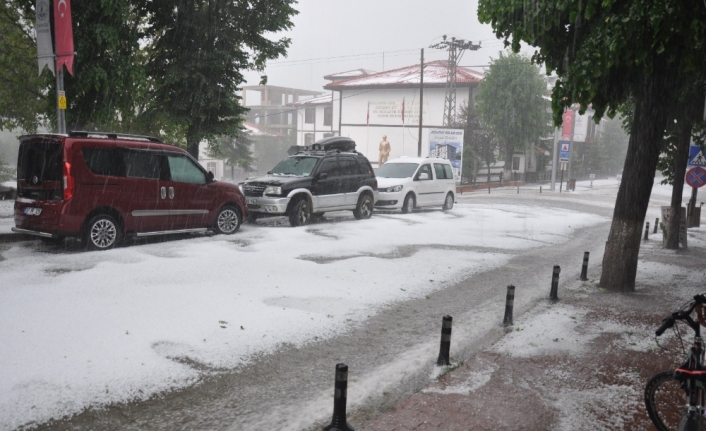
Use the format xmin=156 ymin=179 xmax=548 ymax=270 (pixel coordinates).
xmin=378 ymin=135 xmax=391 ymax=166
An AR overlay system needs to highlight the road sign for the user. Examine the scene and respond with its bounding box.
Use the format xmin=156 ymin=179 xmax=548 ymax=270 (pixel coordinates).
xmin=686 ymin=167 xmax=706 ymax=188
xmin=58 ymin=90 xmax=66 ymax=110
xmin=559 ymin=141 xmax=570 ymax=162
xmin=688 ymin=145 xmax=706 ymax=167
xmin=589 ymin=173 xmax=595 ymax=179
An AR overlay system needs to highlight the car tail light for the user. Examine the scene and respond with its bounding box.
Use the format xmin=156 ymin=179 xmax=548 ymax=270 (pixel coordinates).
xmin=63 ymin=162 xmax=74 ymax=201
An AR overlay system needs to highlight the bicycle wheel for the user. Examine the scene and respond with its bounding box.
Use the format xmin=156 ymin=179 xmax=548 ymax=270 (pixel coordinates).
xmin=645 ymin=370 xmax=702 ymax=431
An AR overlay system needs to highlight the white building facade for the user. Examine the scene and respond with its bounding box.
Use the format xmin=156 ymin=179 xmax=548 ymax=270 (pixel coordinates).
xmin=324 ymin=61 xmax=483 ymax=167
xmin=289 ymin=94 xmax=339 ymax=146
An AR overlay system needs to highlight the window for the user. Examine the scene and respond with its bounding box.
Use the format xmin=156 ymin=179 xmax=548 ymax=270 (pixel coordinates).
xmin=167 ymin=154 xmax=206 ymax=184
xmin=305 ymin=107 xmax=315 ymax=124
xmin=339 ymin=157 xmax=360 ymax=175
xmin=317 ymin=158 xmax=340 ymax=177
xmin=305 ymin=133 xmax=315 ymax=145
xmin=324 ymin=106 xmax=332 ymax=126
xmin=323 ymin=133 xmax=334 ymax=138
xmin=83 ymin=148 xmax=125 ymax=177
xmin=358 ymin=158 xmax=374 ymax=175
xmin=512 ymin=156 xmax=520 ymax=171
xmin=123 ymin=149 xmax=164 ymax=180
xmin=270 ymin=156 xmax=318 ymax=177
xmin=434 ymin=163 xmax=446 ymax=180
xmin=415 ymin=164 xmax=432 ymax=181
xmin=18 ymin=142 xmax=62 ymax=183
xmin=207 ymin=162 xmax=216 ymax=174
xmin=443 ymin=164 xmax=454 ymax=180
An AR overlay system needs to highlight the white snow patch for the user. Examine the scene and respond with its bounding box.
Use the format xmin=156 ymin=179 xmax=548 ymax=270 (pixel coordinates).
xmin=422 ymin=365 xmax=496 ymax=395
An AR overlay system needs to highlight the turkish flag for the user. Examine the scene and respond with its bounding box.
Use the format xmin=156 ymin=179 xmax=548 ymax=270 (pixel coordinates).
xmin=562 ymin=110 xmax=574 ymax=140
xmin=54 ymin=0 xmax=75 ymax=75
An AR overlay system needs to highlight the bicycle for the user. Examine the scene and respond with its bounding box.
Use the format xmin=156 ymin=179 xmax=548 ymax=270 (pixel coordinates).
xmin=645 ymin=294 xmax=706 ymax=431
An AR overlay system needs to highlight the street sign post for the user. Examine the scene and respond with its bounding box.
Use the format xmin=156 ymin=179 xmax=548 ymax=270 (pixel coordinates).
xmin=688 ymin=145 xmax=706 ymax=167
xmin=686 ymin=167 xmax=706 ymax=189
xmin=559 ymin=141 xmax=570 ymax=162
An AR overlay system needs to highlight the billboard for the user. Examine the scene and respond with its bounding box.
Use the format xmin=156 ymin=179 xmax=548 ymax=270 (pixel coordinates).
xmin=428 ymin=128 xmax=464 ymax=181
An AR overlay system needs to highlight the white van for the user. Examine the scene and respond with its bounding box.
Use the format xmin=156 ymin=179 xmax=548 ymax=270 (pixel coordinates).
xmin=375 ymin=157 xmax=456 ymax=213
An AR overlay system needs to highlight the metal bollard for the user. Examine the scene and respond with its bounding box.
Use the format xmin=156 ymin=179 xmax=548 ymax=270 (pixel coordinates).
xmin=436 ymin=315 xmax=453 ymax=366
xmin=654 ymin=218 xmax=659 ymax=234
xmin=517 ymin=184 xmax=519 ymax=194
xmin=550 ymin=265 xmax=560 ymax=301
xmin=503 ymin=285 xmax=515 ymax=327
xmin=323 ymin=363 xmax=354 ymax=431
xmin=540 ymin=186 xmax=542 ymax=193
xmin=644 ymin=222 xmax=649 ymax=241
xmin=580 ymin=252 xmax=589 ymax=281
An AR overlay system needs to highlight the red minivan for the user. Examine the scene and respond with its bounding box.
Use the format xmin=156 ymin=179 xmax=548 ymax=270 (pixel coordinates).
xmin=13 ymin=132 xmax=247 ymax=250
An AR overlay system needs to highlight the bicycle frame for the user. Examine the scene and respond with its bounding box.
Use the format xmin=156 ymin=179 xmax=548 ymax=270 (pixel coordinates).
xmin=650 ymin=295 xmax=706 ymax=431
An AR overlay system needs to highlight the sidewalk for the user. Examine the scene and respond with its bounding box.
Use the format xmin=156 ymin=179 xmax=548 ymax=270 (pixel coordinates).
xmin=360 ymin=228 xmax=706 ymax=431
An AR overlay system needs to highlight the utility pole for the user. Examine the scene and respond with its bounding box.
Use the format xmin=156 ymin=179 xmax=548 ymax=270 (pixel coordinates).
xmin=430 ymin=35 xmax=481 ymax=126
xmin=418 ymin=48 xmax=424 ymax=157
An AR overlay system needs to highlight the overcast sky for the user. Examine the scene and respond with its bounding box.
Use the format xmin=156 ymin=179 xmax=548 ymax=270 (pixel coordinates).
xmin=243 ymin=0 xmax=532 ymax=92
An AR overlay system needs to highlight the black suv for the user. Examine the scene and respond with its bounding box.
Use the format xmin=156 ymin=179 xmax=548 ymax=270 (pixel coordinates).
xmin=240 ymin=137 xmax=378 ymax=226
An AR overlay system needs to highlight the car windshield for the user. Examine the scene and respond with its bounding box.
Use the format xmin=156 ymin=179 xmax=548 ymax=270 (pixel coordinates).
xmin=375 ymin=163 xmax=419 ymax=178
xmin=269 ymin=156 xmax=319 ymax=177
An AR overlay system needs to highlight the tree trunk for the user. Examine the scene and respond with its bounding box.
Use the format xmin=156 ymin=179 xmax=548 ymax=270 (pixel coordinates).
xmin=186 ymin=136 xmax=200 ymax=160
xmin=599 ymin=59 xmax=680 ymax=292
xmin=665 ymin=116 xmax=693 ymax=248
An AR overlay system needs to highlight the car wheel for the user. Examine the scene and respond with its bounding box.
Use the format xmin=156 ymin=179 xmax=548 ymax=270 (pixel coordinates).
xmin=289 ymin=199 xmax=310 ymax=227
xmin=214 ymin=205 xmax=241 ymax=234
xmin=353 ymin=193 xmax=374 ymax=220
xmin=84 ymin=214 xmax=121 ymax=251
xmin=401 ymin=193 xmax=415 ymax=214
xmin=443 ymin=193 xmax=454 ymax=211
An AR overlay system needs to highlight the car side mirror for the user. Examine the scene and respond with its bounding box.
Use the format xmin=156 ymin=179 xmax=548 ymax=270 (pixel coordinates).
xmin=417 ymin=172 xmax=429 ymax=181
xmin=316 ymin=172 xmax=328 ymax=181
xmin=206 ymin=171 xmax=215 ymax=182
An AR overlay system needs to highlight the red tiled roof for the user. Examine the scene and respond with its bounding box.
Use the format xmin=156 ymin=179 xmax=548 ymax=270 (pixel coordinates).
xmin=324 ymin=61 xmax=483 ymax=90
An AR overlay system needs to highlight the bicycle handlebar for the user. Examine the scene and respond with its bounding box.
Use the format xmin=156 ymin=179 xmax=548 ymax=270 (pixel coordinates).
xmin=655 ymin=294 xmax=706 ymax=337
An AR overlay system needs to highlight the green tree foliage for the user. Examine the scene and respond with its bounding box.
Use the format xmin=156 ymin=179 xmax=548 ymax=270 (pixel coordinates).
xmin=144 ymin=0 xmax=297 ymax=158
xmin=61 ymin=0 xmax=148 ymax=132
xmin=478 ymin=0 xmax=706 ymax=292
xmin=474 ymin=51 xmax=550 ymax=173
xmin=0 ymin=1 xmax=49 ymax=133
xmin=456 ymin=101 xmax=498 ymax=183
xmin=207 ymin=133 xmax=255 ymax=174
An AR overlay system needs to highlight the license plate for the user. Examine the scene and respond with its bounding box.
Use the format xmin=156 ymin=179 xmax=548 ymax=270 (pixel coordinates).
xmin=246 ymin=198 xmax=258 ymax=205
xmin=24 ymin=207 xmax=42 ymax=216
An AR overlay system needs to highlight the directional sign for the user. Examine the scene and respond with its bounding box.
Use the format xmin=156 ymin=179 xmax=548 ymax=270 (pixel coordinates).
xmin=689 ymin=145 xmax=706 ymax=167
xmin=559 ymin=141 xmax=571 ymax=162
xmin=686 ymin=167 xmax=706 ymax=188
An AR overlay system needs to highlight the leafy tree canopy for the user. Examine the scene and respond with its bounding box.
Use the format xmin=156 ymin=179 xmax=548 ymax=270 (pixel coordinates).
xmin=0 ymin=1 xmax=49 ymax=132
xmin=478 ymin=0 xmax=706 ymax=125
xmin=474 ymin=51 xmax=550 ymax=168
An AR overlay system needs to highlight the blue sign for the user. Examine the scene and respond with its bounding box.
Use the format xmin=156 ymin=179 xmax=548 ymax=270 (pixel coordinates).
xmin=559 ymin=141 xmax=571 ymax=162
xmin=689 ymin=145 xmax=706 ymax=167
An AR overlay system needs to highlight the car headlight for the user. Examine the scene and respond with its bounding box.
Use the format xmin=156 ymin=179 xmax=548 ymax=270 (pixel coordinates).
xmin=264 ymin=186 xmax=283 ymax=196
xmin=381 ymin=185 xmax=403 ymax=193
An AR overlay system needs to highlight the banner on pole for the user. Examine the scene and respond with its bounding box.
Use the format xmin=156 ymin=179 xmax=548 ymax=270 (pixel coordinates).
xmin=54 ymin=0 xmax=75 ymax=75
xmin=428 ymin=128 xmax=464 ymax=181
xmin=36 ymin=0 xmax=54 ymax=76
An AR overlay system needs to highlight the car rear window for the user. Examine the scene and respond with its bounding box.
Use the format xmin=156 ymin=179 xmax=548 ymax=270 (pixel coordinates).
xmin=83 ymin=148 xmax=125 ymax=177
xmin=443 ymin=164 xmax=454 ymax=180
xmin=434 ymin=163 xmax=454 ymax=180
xmin=123 ymin=149 xmax=164 ymax=180
xmin=17 ymin=141 xmax=62 ymax=184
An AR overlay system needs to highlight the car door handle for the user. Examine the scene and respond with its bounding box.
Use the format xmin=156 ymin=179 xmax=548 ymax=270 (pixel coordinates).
xmin=160 ymin=187 xmax=166 ymax=199
xmin=169 ymin=187 xmax=174 ymax=199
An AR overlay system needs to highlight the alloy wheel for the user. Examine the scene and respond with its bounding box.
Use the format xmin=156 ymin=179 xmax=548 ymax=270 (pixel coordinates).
xmin=90 ymin=219 xmax=117 ymax=248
